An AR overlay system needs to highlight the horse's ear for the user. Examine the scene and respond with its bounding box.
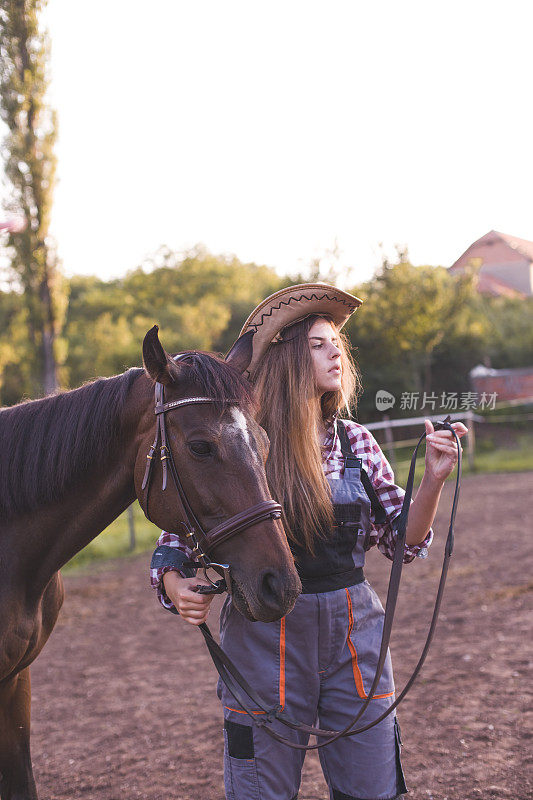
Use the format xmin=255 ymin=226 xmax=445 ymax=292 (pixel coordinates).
xmin=225 ymin=330 xmax=255 ymax=375
xmin=143 ymin=326 xmax=180 ymax=385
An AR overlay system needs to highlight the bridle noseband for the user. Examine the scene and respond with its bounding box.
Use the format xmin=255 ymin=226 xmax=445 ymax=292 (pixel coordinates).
xmin=140 ymin=379 xmax=282 ymax=593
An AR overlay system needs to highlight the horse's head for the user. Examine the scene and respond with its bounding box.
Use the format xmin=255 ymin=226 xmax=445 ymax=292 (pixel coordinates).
xmin=133 ymin=327 xmax=301 ymax=622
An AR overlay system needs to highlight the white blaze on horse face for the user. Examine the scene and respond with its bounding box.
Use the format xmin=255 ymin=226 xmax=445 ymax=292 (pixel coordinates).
xmin=227 ymin=407 xmax=257 ymax=459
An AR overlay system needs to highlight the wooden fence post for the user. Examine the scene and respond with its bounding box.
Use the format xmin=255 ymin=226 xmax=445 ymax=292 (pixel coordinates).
xmin=383 ymin=414 xmax=398 ymax=473
xmin=128 ymin=504 xmax=136 ymax=551
xmin=465 ymin=409 xmax=476 ymax=471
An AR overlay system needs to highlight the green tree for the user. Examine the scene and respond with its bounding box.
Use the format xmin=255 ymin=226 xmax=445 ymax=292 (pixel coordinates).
xmin=346 ymin=258 xmax=487 ymax=419
xmin=62 ymin=247 xmax=285 ymax=387
xmin=0 ymin=284 xmax=27 ymax=403
xmin=134 ymin=244 xmax=284 ymax=353
xmin=0 ymin=0 xmax=67 ymax=396
xmin=480 ymin=294 xmax=533 ymax=368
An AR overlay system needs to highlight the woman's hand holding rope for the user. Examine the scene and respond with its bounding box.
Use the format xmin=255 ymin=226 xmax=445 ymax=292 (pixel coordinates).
xmin=404 ymin=419 xmax=467 ymax=547
xmin=424 ymin=419 xmax=467 ymax=483
xmin=162 ymin=572 xmax=215 ymax=625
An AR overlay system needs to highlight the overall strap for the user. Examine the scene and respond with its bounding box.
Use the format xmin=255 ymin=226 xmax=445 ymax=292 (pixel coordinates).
xmin=336 ymin=420 xmax=387 ymax=526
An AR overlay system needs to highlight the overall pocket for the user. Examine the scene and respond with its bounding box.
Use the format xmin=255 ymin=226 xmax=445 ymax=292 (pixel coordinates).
xmin=223 ymin=719 xmax=261 ymax=800
xmin=394 ymin=717 xmax=408 ymax=795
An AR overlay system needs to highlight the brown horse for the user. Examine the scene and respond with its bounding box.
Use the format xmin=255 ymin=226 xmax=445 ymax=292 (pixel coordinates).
xmin=0 ymin=327 xmax=300 ymax=800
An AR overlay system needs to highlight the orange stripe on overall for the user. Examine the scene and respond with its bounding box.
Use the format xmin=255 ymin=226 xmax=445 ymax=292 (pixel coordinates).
xmin=345 ymin=588 xmax=394 ymax=700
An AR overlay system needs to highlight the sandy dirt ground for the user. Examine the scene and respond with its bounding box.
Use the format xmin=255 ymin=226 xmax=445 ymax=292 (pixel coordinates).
xmin=30 ymin=471 xmax=532 ymax=800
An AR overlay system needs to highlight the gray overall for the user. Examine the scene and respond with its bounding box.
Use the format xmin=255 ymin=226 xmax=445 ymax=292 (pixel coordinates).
xmin=218 ymin=423 xmax=407 ymax=800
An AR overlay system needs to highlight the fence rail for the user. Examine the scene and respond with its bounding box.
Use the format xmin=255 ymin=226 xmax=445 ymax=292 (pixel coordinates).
xmin=362 ymin=397 xmax=533 ymax=473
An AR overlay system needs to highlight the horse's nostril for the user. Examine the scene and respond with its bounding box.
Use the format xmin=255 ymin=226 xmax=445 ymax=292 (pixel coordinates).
xmin=260 ymin=571 xmax=282 ymax=604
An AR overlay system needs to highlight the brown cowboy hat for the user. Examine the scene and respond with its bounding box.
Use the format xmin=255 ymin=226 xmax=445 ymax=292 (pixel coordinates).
xmin=226 ymin=282 xmax=363 ymax=378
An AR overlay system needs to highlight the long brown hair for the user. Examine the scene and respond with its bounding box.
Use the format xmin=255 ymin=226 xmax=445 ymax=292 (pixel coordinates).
xmin=253 ymin=314 xmax=361 ymax=553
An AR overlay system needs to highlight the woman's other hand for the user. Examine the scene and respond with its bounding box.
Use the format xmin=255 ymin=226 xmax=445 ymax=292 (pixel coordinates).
xmin=162 ymin=571 xmax=215 ymax=625
xmin=424 ymin=419 xmax=468 ymax=483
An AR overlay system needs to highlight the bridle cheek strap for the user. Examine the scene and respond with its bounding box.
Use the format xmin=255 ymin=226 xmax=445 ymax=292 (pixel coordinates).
xmin=141 ymin=386 xmax=218 ymax=493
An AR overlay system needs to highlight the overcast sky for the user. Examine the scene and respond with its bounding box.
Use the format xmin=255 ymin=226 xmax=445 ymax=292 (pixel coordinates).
xmin=6 ymin=1 xmax=533 ymax=284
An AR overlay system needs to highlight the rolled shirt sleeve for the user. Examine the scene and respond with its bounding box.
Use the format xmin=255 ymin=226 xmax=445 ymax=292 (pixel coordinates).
xmin=149 ymin=530 xmax=194 ymax=612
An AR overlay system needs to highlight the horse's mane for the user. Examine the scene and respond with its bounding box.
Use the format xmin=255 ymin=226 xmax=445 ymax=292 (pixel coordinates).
xmin=174 ymin=351 xmax=255 ymax=412
xmin=0 ymin=352 xmax=254 ymax=519
xmin=0 ymin=368 xmax=143 ymax=519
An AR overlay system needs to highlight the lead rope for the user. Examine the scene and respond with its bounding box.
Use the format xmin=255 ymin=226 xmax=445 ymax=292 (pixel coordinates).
xmin=197 ymin=417 xmax=461 ymax=749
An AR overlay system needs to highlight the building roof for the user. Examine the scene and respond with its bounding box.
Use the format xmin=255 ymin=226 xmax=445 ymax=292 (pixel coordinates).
xmin=449 ymin=229 xmax=532 ymax=297
xmin=470 ymin=364 xmax=533 ymax=379
xmin=496 ymin=230 xmax=533 ymax=262
xmin=451 ymin=229 xmax=533 ymax=271
xmin=476 ymin=271 xmax=524 ymax=298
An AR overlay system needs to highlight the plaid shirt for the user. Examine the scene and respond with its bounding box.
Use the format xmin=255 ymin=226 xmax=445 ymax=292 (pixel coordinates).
xmin=150 ymin=417 xmax=433 ymax=611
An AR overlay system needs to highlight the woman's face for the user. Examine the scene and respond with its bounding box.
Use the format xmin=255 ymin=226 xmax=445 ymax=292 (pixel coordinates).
xmin=308 ymin=318 xmax=342 ymax=395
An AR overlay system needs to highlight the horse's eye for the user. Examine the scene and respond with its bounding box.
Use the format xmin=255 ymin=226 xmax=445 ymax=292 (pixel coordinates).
xmin=188 ymin=441 xmax=212 ymax=456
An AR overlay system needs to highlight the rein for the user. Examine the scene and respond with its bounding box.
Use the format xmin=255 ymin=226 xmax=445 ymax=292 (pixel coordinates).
xmin=197 ymin=416 xmax=461 ymax=750
xmin=140 ymin=378 xmax=282 ymax=593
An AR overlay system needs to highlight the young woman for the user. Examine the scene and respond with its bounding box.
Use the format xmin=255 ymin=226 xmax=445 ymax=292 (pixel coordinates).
xmin=150 ymin=283 xmax=466 ymax=800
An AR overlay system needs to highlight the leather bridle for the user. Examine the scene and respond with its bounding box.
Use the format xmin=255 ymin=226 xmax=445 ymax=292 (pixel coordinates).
xmin=140 ymin=377 xmax=282 ymax=593
xmin=197 ymin=417 xmax=462 ymax=750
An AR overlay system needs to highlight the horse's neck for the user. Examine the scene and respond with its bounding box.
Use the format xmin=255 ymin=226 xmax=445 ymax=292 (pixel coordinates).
xmin=15 ymin=447 xmax=138 ymax=598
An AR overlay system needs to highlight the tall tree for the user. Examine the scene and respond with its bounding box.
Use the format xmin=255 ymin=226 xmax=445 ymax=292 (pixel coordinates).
xmin=0 ymin=0 xmax=66 ymax=396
